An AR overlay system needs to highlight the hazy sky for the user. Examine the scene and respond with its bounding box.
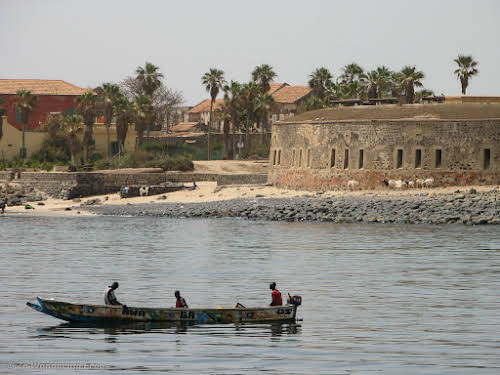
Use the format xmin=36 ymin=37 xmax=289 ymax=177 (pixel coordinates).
xmin=2 ymin=0 xmax=499 ymax=105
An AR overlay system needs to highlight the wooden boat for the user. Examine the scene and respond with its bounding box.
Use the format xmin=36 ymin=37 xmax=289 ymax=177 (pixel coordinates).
xmin=27 ymin=296 xmax=302 ymax=324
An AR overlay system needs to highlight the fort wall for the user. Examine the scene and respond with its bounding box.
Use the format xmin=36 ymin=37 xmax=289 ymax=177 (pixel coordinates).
xmin=268 ymin=104 xmax=500 ymax=190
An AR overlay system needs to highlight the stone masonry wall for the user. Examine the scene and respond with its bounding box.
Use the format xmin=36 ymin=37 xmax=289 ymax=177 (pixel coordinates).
xmin=0 ymin=171 xmax=268 ymax=199
xmin=268 ymin=119 xmax=500 ymax=190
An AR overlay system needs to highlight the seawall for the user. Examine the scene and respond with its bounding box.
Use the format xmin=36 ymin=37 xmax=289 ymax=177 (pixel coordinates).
xmin=0 ymin=171 xmax=267 ymax=199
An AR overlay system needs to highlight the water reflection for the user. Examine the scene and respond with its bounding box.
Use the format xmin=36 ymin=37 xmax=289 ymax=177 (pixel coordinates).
xmin=36 ymin=321 xmax=301 ymax=338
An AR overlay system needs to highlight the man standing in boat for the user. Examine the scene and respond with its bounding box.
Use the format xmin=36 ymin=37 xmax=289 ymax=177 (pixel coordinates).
xmin=104 ymin=282 xmax=122 ymax=305
xmin=175 ymin=290 xmax=188 ymax=308
xmin=269 ymin=282 xmax=282 ymax=306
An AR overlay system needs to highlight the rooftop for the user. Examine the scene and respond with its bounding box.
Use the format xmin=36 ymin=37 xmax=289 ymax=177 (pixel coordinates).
xmin=271 ymin=85 xmax=312 ymax=104
xmin=279 ymin=102 xmax=500 ymax=123
xmin=188 ymin=98 xmax=224 ymax=113
xmin=0 ymin=79 xmax=91 ymax=96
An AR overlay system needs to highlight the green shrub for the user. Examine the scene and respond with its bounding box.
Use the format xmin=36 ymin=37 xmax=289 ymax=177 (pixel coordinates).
xmin=144 ymin=155 xmax=194 ymax=171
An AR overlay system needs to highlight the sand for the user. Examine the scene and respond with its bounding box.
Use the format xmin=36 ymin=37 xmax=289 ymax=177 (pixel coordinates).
xmin=4 ymin=181 xmax=498 ymax=218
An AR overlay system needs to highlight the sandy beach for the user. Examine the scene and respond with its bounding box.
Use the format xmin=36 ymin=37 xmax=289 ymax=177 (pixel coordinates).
xmin=5 ymin=181 xmax=499 ymax=224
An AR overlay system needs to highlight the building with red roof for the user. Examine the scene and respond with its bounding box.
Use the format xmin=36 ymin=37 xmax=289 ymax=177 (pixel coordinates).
xmin=0 ymin=79 xmax=91 ymax=131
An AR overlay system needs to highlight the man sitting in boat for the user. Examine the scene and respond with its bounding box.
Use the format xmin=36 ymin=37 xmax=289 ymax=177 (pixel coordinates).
xmin=269 ymin=282 xmax=282 ymax=306
xmin=175 ymin=290 xmax=188 ymax=308
xmin=104 ymin=282 xmax=122 ymax=305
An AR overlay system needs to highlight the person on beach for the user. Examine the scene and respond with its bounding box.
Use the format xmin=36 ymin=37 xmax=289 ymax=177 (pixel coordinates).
xmin=104 ymin=282 xmax=122 ymax=305
xmin=269 ymin=282 xmax=282 ymax=306
xmin=0 ymin=198 xmax=7 ymax=214
xmin=175 ymin=290 xmax=188 ymax=308
xmin=189 ymin=181 xmax=197 ymax=191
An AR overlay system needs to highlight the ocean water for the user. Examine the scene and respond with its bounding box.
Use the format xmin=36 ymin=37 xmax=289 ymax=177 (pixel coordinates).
xmin=0 ymin=215 xmax=499 ymax=374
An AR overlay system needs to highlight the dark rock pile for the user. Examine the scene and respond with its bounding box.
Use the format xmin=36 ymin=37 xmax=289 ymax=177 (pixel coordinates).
xmin=0 ymin=182 xmax=46 ymax=206
xmin=85 ymin=188 xmax=500 ymax=225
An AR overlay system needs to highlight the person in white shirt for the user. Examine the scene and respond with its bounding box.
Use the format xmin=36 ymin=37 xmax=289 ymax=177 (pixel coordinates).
xmin=104 ymin=282 xmax=122 ymax=305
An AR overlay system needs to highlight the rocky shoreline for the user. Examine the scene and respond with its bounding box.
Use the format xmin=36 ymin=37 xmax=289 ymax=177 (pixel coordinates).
xmin=85 ymin=188 xmax=500 ymax=225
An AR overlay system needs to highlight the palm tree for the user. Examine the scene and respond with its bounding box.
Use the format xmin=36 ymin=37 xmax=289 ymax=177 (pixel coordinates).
xmin=136 ymin=62 xmax=164 ymax=97
xmin=454 ymin=55 xmax=479 ymax=95
xmin=340 ymin=63 xmax=364 ymax=84
xmin=251 ymin=64 xmax=277 ymax=93
xmin=133 ymin=95 xmax=153 ymax=146
xmin=374 ymin=66 xmax=393 ymax=97
xmin=136 ymin=62 xmax=163 ymax=137
xmin=221 ymin=81 xmax=243 ymax=159
xmin=114 ymin=95 xmax=133 ymax=154
xmin=76 ymin=92 xmax=97 ymax=163
xmin=13 ymin=90 xmax=38 ymax=158
xmin=415 ymin=89 xmax=435 ymax=102
xmin=100 ymin=83 xmax=121 ymax=158
xmin=304 ymin=96 xmax=324 ymax=111
xmin=62 ymin=114 xmax=84 ymax=166
xmin=361 ymin=71 xmax=380 ymax=99
xmin=399 ymin=66 xmax=425 ymax=104
xmin=201 ymin=68 xmax=225 ymax=160
xmin=308 ymin=67 xmax=333 ymax=100
xmin=255 ymin=92 xmax=275 ymax=132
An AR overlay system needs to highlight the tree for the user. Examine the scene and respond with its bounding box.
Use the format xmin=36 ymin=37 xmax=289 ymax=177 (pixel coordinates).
xmin=76 ymin=92 xmax=98 ymax=162
xmin=114 ymin=95 xmax=134 ymax=154
xmin=135 ymin=62 xmax=164 ymax=137
xmin=100 ymin=83 xmax=121 ymax=158
xmin=308 ymin=67 xmax=333 ymax=100
xmin=251 ymin=64 xmax=277 ymax=93
xmin=121 ymin=77 xmax=183 ymax=133
xmin=220 ymin=81 xmax=243 ymax=159
xmin=13 ymin=90 xmax=38 ymax=158
xmin=62 ymin=114 xmax=83 ymax=166
xmin=415 ymin=89 xmax=435 ymax=102
xmin=304 ymin=96 xmax=324 ymax=111
xmin=361 ymin=71 xmax=380 ymax=99
xmin=133 ymin=95 xmax=153 ymax=146
xmin=340 ymin=63 xmax=364 ymax=84
xmin=201 ymin=68 xmax=225 ymax=160
xmin=136 ymin=62 xmax=164 ymax=98
xmin=374 ymin=66 xmax=393 ymax=97
xmin=399 ymin=66 xmax=425 ymax=104
xmin=454 ymin=55 xmax=479 ymax=95
xmin=255 ymin=92 xmax=275 ymax=132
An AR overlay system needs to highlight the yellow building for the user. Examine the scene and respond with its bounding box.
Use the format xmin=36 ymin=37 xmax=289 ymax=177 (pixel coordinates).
xmin=0 ymin=115 xmax=137 ymax=161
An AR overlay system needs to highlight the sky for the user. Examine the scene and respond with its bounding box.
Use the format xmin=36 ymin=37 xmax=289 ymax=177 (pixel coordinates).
xmin=1 ymin=0 xmax=499 ymax=105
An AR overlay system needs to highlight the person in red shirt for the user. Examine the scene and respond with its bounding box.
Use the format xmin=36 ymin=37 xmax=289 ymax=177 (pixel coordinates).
xmin=175 ymin=290 xmax=188 ymax=308
xmin=269 ymin=282 xmax=282 ymax=306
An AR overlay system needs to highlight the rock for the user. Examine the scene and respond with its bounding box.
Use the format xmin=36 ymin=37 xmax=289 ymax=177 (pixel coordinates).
xmin=65 ymin=207 xmax=72 ymax=211
xmin=157 ymin=195 xmax=167 ymax=200
xmin=256 ymin=194 xmax=265 ymax=198
xmin=73 ymin=198 xmax=81 ymax=203
xmin=84 ymin=198 xmax=101 ymax=206
xmin=469 ymin=188 xmax=478 ymax=195
xmin=24 ymin=204 xmax=34 ymax=210
xmin=37 ymin=202 xmax=45 ymax=206
xmin=105 ymin=196 xmax=109 ymax=201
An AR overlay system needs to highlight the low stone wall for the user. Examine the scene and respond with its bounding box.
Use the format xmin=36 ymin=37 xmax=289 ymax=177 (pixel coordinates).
xmin=0 ymin=171 xmax=268 ymax=198
xmin=268 ymin=168 xmax=500 ymax=191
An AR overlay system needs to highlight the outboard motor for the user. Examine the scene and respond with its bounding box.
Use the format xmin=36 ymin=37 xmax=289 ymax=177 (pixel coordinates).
xmin=287 ymin=294 xmax=302 ymax=306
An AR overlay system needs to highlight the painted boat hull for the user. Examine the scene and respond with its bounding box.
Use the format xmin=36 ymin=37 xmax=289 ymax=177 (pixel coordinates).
xmin=27 ymin=297 xmax=298 ymax=324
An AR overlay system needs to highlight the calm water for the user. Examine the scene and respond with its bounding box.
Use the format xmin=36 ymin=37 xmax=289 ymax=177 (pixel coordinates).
xmin=0 ymin=215 xmax=499 ymax=374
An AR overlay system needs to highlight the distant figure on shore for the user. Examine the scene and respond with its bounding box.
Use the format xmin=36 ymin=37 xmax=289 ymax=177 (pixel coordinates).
xmin=189 ymin=181 xmax=197 ymax=191
xmin=0 ymin=198 xmax=7 ymax=214
xmin=104 ymin=282 xmax=122 ymax=305
xmin=175 ymin=290 xmax=188 ymax=308
xmin=269 ymin=282 xmax=282 ymax=306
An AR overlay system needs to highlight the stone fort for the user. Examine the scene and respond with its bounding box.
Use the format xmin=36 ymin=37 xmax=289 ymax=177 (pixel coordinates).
xmin=268 ymin=103 xmax=500 ymax=190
